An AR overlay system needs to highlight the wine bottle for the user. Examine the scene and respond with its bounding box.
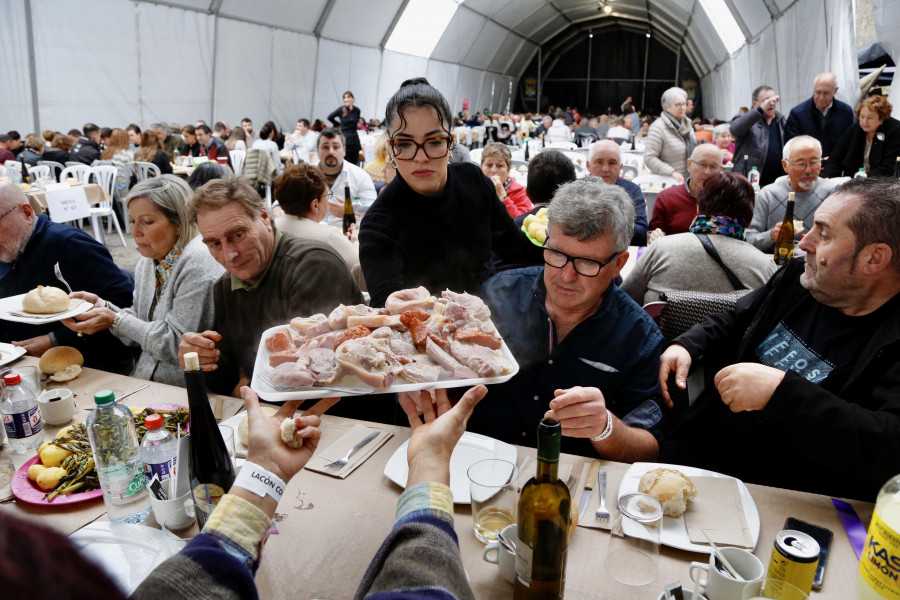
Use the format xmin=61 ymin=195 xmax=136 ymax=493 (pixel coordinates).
xmin=514 ymin=418 xmax=571 ymax=599
xmin=894 ymin=156 xmax=900 ymax=179
xmin=773 ymin=191 xmax=796 ymax=266
xmin=525 ymin=140 xmax=531 ymax=162
xmin=342 ymin=180 xmax=356 ymax=235
xmin=184 ymin=352 xmax=235 ymax=527
xmin=742 ymin=154 xmax=750 ymax=177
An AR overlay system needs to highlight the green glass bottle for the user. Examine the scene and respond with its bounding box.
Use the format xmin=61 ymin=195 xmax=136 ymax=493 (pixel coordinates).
xmin=514 ymin=418 xmax=571 ymax=599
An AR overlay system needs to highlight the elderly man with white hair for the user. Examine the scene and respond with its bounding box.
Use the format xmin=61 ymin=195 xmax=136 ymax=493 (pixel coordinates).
xmin=643 ymin=86 xmax=696 ymax=183
xmin=587 ymin=140 xmax=649 ymax=245
xmin=745 ymin=135 xmax=840 ymax=252
xmin=785 ymin=72 xmax=855 ymax=159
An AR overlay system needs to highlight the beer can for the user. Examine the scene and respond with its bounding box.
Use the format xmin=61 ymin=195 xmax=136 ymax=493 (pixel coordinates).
xmin=767 ymin=529 xmax=819 ymax=595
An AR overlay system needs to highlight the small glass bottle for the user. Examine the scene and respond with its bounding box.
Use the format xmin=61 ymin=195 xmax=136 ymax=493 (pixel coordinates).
xmin=859 ymin=474 xmax=900 ymax=599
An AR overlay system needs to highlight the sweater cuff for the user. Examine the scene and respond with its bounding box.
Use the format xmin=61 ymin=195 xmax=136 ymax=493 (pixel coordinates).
xmin=395 ymin=482 xmax=454 ymax=527
xmin=203 ymin=493 xmax=274 ymax=560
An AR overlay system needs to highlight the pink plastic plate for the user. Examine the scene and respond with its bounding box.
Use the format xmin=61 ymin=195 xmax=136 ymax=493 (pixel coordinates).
xmin=11 ymin=404 xmax=189 ymax=506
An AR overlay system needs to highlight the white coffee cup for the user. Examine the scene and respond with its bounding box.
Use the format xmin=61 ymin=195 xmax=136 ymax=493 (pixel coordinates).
xmin=689 ymin=547 xmax=765 ymax=600
xmin=482 ymin=523 xmax=516 ymax=584
xmin=37 ymin=388 xmax=75 ymax=425
xmin=152 ymin=490 xmax=195 ymax=531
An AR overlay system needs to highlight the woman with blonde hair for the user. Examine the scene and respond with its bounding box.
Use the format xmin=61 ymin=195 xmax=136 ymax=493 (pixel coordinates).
xmin=101 ymin=128 xmax=135 ymax=194
xmin=136 ymin=131 xmax=173 ymax=175
xmin=364 ymin=132 xmax=388 ymax=183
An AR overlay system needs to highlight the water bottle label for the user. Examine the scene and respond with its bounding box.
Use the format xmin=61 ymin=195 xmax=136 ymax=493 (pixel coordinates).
xmin=144 ymin=459 xmax=175 ymax=484
xmin=126 ymin=471 xmax=146 ymax=496
xmin=2 ymin=406 xmax=43 ymax=439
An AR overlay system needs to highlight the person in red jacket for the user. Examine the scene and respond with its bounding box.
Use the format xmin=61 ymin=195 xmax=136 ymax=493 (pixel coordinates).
xmin=480 ymin=142 xmax=532 ymax=218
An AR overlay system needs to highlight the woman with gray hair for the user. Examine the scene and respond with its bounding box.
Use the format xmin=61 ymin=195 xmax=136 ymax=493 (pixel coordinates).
xmin=713 ymin=123 xmax=735 ymax=164
xmin=63 ymin=174 xmax=224 ymax=386
xmin=643 ymin=87 xmax=696 ymax=183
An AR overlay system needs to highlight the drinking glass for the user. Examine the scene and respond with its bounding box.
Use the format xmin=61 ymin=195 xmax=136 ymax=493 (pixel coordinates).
xmin=604 ymin=492 xmax=663 ymax=587
xmin=218 ymin=424 xmax=235 ymax=465
xmin=1 ymin=366 xmax=41 ymax=396
xmin=743 ymin=578 xmax=809 ymax=600
xmin=467 ymin=459 xmax=518 ymax=543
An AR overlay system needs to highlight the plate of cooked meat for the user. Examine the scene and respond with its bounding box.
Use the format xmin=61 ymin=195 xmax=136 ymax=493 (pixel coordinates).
xmin=249 ymin=287 xmax=519 ymax=401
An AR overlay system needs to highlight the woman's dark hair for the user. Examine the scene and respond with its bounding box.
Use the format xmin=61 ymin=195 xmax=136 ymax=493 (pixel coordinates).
xmin=259 ymin=123 xmax=274 ymax=141
xmin=274 ymin=163 xmax=327 ymax=217
xmin=697 ymin=171 xmax=755 ymax=226
xmin=384 ymin=77 xmax=453 ymax=140
xmin=181 ymin=124 xmax=196 ymax=136
xmin=188 ymin=162 xmax=230 ymax=190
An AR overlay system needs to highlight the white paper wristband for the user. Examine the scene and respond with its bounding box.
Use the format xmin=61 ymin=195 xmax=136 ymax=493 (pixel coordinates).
xmin=591 ymin=410 xmax=614 ymax=442
xmin=234 ymin=462 xmax=286 ymax=503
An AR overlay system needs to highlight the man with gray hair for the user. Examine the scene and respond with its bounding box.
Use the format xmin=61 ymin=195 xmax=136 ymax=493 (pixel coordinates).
xmin=785 ymin=72 xmax=855 ymax=159
xmin=586 ymin=139 xmax=649 ymax=245
xmin=151 ymin=122 xmax=182 ymax=161
xmin=731 ymin=85 xmax=786 ymax=186
xmin=746 ymin=135 xmax=839 ymax=252
xmin=473 ymin=178 xmax=665 ymax=460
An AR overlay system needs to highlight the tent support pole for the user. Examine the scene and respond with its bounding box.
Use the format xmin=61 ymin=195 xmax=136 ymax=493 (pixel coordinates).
xmin=24 ymin=0 xmax=40 ymax=131
xmin=210 ymin=13 xmax=219 ymax=124
xmin=674 ymin=46 xmax=681 ymax=87
xmin=641 ymin=34 xmax=650 ymax=110
xmin=537 ymin=46 xmax=542 ymax=113
xmin=585 ymin=36 xmax=592 ymax=110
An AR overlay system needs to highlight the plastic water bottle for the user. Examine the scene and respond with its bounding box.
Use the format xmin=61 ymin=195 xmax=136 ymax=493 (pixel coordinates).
xmin=748 ymin=166 xmax=761 ymax=192
xmin=87 ymin=390 xmax=150 ymax=523
xmin=1 ymin=372 xmax=43 ymax=453
xmin=854 ymin=168 xmax=867 ymax=180
xmin=141 ymin=413 xmax=177 ymax=488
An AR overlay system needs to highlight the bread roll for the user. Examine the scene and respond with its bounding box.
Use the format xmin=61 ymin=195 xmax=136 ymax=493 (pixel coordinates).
xmin=49 ymin=364 xmax=82 ymax=382
xmin=22 ymin=286 xmax=70 ymax=314
xmin=237 ymin=406 xmax=278 ymax=446
xmin=638 ymin=467 xmax=697 ymax=518
xmin=39 ymin=346 xmax=84 ymax=375
xmin=280 ymin=417 xmax=303 ymax=449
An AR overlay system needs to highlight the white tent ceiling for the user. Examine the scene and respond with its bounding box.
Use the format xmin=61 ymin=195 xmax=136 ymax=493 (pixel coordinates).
xmin=0 ymin=0 xmax=864 ymax=133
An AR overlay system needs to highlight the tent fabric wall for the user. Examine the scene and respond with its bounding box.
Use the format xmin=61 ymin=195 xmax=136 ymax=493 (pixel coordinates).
xmin=0 ymin=0 xmax=35 ymax=133
xmin=700 ymin=0 xmax=858 ymax=122
xmin=874 ymin=0 xmax=900 ymax=113
xmin=212 ymin=19 xmax=274 ymax=131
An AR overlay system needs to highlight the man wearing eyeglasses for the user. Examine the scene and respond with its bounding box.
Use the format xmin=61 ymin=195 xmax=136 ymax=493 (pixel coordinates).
xmin=647 ymin=143 xmax=724 ymax=244
xmin=745 ymin=136 xmax=839 ymax=252
xmin=316 ymin=128 xmax=376 ymax=228
xmin=784 ymin=72 xmax=855 ymax=160
xmin=0 ymin=183 xmax=135 ymax=373
xmin=473 ymin=178 xmax=665 ymax=460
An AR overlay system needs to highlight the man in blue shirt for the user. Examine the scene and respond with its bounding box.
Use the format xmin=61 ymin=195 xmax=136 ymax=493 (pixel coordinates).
xmin=475 ymin=178 xmax=665 ymax=459
xmin=587 ymin=139 xmax=649 ymax=245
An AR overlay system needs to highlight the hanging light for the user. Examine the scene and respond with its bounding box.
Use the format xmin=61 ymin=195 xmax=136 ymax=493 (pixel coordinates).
xmin=603 ymin=3 xmax=613 ymax=13
xmin=646 ymin=32 xmax=651 ymax=38
xmin=589 ymin=30 xmax=593 ymax=38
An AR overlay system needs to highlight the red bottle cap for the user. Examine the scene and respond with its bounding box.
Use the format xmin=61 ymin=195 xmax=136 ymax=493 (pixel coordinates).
xmin=145 ymin=413 xmax=164 ymax=430
xmin=2 ymin=373 xmax=21 ymax=386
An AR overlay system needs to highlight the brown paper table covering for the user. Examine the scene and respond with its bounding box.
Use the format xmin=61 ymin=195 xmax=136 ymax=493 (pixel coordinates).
xmin=0 ymin=359 xmax=874 ymax=599
xmin=25 ymin=183 xmax=110 ymax=214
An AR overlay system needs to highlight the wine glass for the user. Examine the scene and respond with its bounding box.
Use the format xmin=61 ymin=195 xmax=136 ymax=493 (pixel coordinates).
xmin=604 ymin=492 xmax=663 ymax=587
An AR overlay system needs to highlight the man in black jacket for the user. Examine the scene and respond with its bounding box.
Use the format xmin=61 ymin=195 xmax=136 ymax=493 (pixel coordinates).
xmin=68 ymin=123 xmax=102 ymax=165
xmin=659 ymin=177 xmax=900 ymax=501
xmin=784 ymin=72 xmax=855 ymax=159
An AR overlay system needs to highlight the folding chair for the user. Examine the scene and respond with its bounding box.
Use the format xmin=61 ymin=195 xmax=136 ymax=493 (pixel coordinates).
xmin=88 ymin=165 xmax=127 ymax=247
xmin=60 ymin=164 xmax=90 ymax=184
xmin=39 ymin=160 xmax=65 ymax=181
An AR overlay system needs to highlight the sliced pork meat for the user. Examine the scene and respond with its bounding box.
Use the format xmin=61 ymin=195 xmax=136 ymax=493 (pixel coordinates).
xmin=306 ymin=329 xmax=347 ymax=352
xmin=385 ymin=286 xmax=436 ymax=315
xmin=269 ymin=347 xmax=307 ymax=367
xmin=328 ymin=303 xmax=376 ymax=329
xmin=269 ymin=361 xmax=317 ymax=388
xmin=347 ymin=314 xmax=402 ymax=329
xmin=399 ymin=359 xmax=442 ymax=383
xmin=334 ymin=337 xmax=400 ymax=388
xmin=290 ymin=313 xmax=332 ymax=339
xmin=264 ymin=328 xmax=294 ymax=353
xmin=308 ymin=348 xmax=341 ymax=384
xmin=449 ymin=341 xmax=512 ymax=378
xmin=425 ymin=338 xmax=478 ymax=380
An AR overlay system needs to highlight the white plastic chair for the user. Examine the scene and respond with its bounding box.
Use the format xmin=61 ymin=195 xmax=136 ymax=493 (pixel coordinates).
xmin=39 ymin=160 xmax=65 ymax=181
xmin=59 ymin=164 xmax=90 ymax=184
xmin=88 ymin=166 xmax=127 ymax=247
xmin=130 ymin=161 xmax=160 ymax=181
xmin=0 ymin=164 xmax=5 ymax=178
xmin=28 ymin=164 xmax=51 ymax=183
xmin=468 ymin=148 xmax=483 ymax=165
xmin=549 ymin=141 xmax=578 ymax=150
xmin=230 ymin=150 xmax=246 ymax=175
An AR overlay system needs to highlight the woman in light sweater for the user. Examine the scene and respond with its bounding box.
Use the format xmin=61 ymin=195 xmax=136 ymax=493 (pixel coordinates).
xmin=273 ymin=163 xmax=365 ymax=291
xmin=643 ymin=86 xmax=696 ymax=183
xmin=622 ymin=171 xmax=777 ymax=306
xmin=63 ymin=175 xmax=224 ymax=386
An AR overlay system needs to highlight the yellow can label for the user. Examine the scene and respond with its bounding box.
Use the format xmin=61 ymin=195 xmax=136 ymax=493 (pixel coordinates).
xmin=860 ymin=509 xmax=900 ymax=600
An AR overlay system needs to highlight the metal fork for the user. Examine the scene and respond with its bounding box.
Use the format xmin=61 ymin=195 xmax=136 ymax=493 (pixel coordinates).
xmin=595 ymin=469 xmax=610 ymax=521
xmin=54 ymin=262 xmax=82 ymax=337
xmin=256 ymin=370 xmax=370 ymax=395
xmin=323 ymin=431 xmax=379 ymax=470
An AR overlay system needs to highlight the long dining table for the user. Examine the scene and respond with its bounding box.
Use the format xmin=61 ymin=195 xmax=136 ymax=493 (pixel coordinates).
xmin=0 ymin=357 xmax=872 ymax=599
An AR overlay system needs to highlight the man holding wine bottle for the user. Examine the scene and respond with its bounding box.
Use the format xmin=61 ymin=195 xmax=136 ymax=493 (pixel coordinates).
xmin=745 ymin=136 xmax=839 ymax=252
xmin=177 ymin=178 xmax=362 ymax=396
xmin=476 ymin=178 xmax=665 ymax=461
xmin=316 ymin=128 xmax=377 ymax=228
xmin=659 ymin=177 xmax=900 ymax=501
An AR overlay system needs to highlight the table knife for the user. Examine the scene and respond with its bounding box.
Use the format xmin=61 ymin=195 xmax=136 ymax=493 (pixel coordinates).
xmin=577 ymin=460 xmax=600 ymax=518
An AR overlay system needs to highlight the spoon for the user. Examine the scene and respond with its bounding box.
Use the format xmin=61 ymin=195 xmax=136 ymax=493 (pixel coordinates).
xmin=497 ymin=528 xmax=516 ymax=553
xmin=82 ymin=383 xmax=151 ymax=409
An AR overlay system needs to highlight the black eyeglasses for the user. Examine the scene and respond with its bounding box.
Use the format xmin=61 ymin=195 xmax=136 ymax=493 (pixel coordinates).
xmin=388 ymin=136 xmax=452 ymax=161
xmin=542 ymin=241 xmax=619 ymax=277
xmin=0 ymin=205 xmax=18 ymax=223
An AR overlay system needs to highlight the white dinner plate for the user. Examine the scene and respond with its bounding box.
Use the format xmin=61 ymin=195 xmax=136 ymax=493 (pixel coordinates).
xmin=618 ymin=462 xmax=760 ymax=553
xmin=250 ymin=323 xmax=519 ymax=402
xmin=383 ymin=431 xmax=517 ymax=504
xmin=0 ymin=293 xmax=91 ymax=324
xmin=0 ymin=343 xmax=26 ymax=367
